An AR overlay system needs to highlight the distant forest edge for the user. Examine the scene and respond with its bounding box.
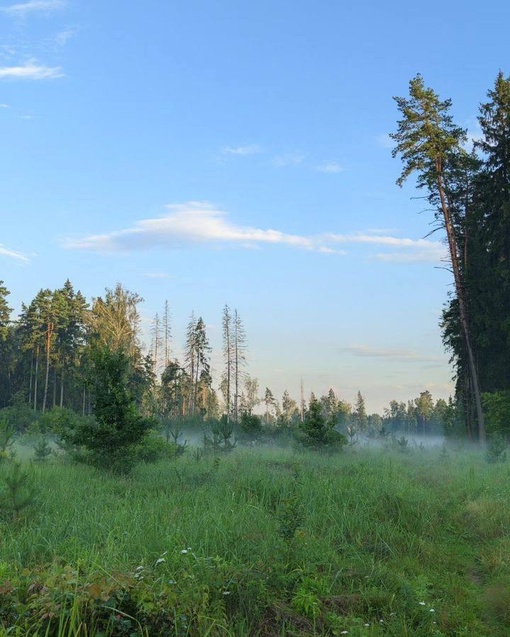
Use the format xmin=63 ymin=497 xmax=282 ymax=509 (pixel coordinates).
xmin=2 ymin=71 xmax=510 ymax=442
xmin=0 ymin=279 xmax=452 ymax=439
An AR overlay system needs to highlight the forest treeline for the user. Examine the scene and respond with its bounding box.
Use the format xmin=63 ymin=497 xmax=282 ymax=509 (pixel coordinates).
xmin=392 ymin=71 xmax=510 ymax=441
xmin=0 ymin=279 xmax=452 ymax=438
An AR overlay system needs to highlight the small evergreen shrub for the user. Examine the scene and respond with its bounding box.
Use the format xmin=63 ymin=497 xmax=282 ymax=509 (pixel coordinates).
xmin=0 ymin=417 xmax=15 ymax=462
xmin=296 ymin=396 xmax=347 ymax=452
xmin=133 ymin=435 xmax=178 ymax=463
xmin=204 ymin=418 xmax=237 ymax=453
xmin=0 ymin=462 xmax=39 ymax=524
xmin=58 ymin=346 xmax=153 ymax=474
xmin=32 ymin=436 xmax=53 ymax=463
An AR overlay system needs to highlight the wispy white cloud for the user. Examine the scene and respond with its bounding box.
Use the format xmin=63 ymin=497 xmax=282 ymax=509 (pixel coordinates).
xmin=63 ymin=202 xmax=444 ymax=263
xmin=367 ymin=227 xmax=398 ymax=235
xmin=2 ymin=0 xmax=66 ymax=16
xmin=55 ymin=27 xmax=77 ymax=47
xmin=340 ymin=345 xmax=443 ymax=364
xmin=323 ymin=232 xmax=446 ymax=263
xmin=0 ymin=244 xmax=30 ymax=262
xmin=221 ymin=144 xmax=262 ymax=156
xmin=64 ymin=202 xmax=334 ymax=254
xmin=315 ymin=161 xmax=343 ymax=174
xmin=0 ymin=103 xmax=9 ymax=108
xmin=374 ymin=248 xmax=445 ymax=263
xmin=142 ymin=272 xmax=172 ymax=279
xmin=272 ymin=152 xmax=305 ymax=167
xmin=0 ymin=60 xmax=63 ymax=80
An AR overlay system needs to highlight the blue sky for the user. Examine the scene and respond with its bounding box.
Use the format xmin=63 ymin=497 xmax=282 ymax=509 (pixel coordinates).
xmin=1 ymin=0 xmax=509 ymax=413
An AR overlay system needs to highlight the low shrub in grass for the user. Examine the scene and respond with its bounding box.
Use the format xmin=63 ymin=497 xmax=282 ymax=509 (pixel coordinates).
xmin=133 ymin=434 xmax=179 ymax=463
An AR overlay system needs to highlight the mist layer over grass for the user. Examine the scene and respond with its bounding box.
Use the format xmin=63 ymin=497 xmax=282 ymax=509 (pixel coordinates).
xmin=1 ymin=443 xmax=509 ymax=635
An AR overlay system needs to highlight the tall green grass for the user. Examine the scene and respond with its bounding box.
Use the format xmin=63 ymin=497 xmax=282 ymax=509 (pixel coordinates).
xmin=1 ymin=443 xmax=510 ymax=635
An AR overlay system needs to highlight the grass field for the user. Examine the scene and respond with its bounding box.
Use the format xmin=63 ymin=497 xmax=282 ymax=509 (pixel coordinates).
xmin=1 ymin=440 xmax=509 ymax=636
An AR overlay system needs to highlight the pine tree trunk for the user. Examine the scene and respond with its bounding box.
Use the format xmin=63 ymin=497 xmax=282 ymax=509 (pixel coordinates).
xmin=438 ymin=173 xmax=486 ymax=443
xmin=60 ymin=363 xmax=65 ymax=408
xmin=42 ymin=322 xmax=54 ymax=414
xmin=33 ymin=350 xmax=39 ymax=411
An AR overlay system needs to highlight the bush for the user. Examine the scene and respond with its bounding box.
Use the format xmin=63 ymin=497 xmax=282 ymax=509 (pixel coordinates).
xmin=204 ymin=418 xmax=237 ymax=453
xmin=133 ymin=435 xmax=178 ymax=463
xmin=59 ymin=346 xmax=152 ymax=474
xmin=0 ymin=403 xmax=37 ymax=435
xmin=483 ymin=390 xmax=510 ymax=437
xmin=297 ymin=396 xmax=347 ymax=452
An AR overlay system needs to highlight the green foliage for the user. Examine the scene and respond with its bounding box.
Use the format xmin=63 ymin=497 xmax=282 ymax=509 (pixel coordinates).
xmin=32 ymin=436 xmax=53 ymax=463
xmin=205 ymin=417 xmax=237 ymax=453
xmin=160 ymin=418 xmax=188 ymax=456
xmin=297 ymin=395 xmax=347 ymax=452
xmin=0 ymin=403 xmax=37 ymax=435
xmin=39 ymin=406 xmax=82 ymax=435
xmin=239 ymin=411 xmax=263 ymax=440
xmin=483 ymin=390 xmax=510 ymax=437
xmin=60 ymin=345 xmax=152 ymax=474
xmin=0 ymin=416 xmax=15 ymax=461
xmin=0 ymin=462 xmax=39 ymax=523
xmin=133 ymin=434 xmax=179 ymax=463
xmin=0 ymin=447 xmax=509 ymax=634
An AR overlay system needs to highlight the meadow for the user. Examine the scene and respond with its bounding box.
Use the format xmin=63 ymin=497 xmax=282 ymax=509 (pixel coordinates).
xmin=1 ymin=440 xmax=510 ymax=636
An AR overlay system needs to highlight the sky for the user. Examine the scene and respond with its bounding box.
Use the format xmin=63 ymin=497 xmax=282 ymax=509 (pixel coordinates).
xmin=1 ymin=0 xmax=509 ymax=414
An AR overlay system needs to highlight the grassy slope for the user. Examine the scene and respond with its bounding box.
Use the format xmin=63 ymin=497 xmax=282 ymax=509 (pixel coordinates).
xmin=1 ymin=443 xmax=510 ymax=636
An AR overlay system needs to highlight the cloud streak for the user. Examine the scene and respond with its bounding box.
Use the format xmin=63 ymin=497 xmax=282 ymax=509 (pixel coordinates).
xmin=1 ymin=0 xmax=66 ymax=15
xmin=323 ymin=232 xmax=446 ymax=263
xmin=221 ymin=144 xmax=261 ymax=156
xmin=64 ymin=202 xmax=333 ymax=253
xmin=0 ymin=245 xmax=30 ymax=263
xmin=315 ymin=161 xmax=343 ymax=174
xmin=340 ymin=345 xmax=444 ymax=364
xmin=63 ymin=202 xmax=445 ymax=261
xmin=0 ymin=60 xmax=63 ymax=80
xmin=271 ymin=152 xmax=305 ymax=167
